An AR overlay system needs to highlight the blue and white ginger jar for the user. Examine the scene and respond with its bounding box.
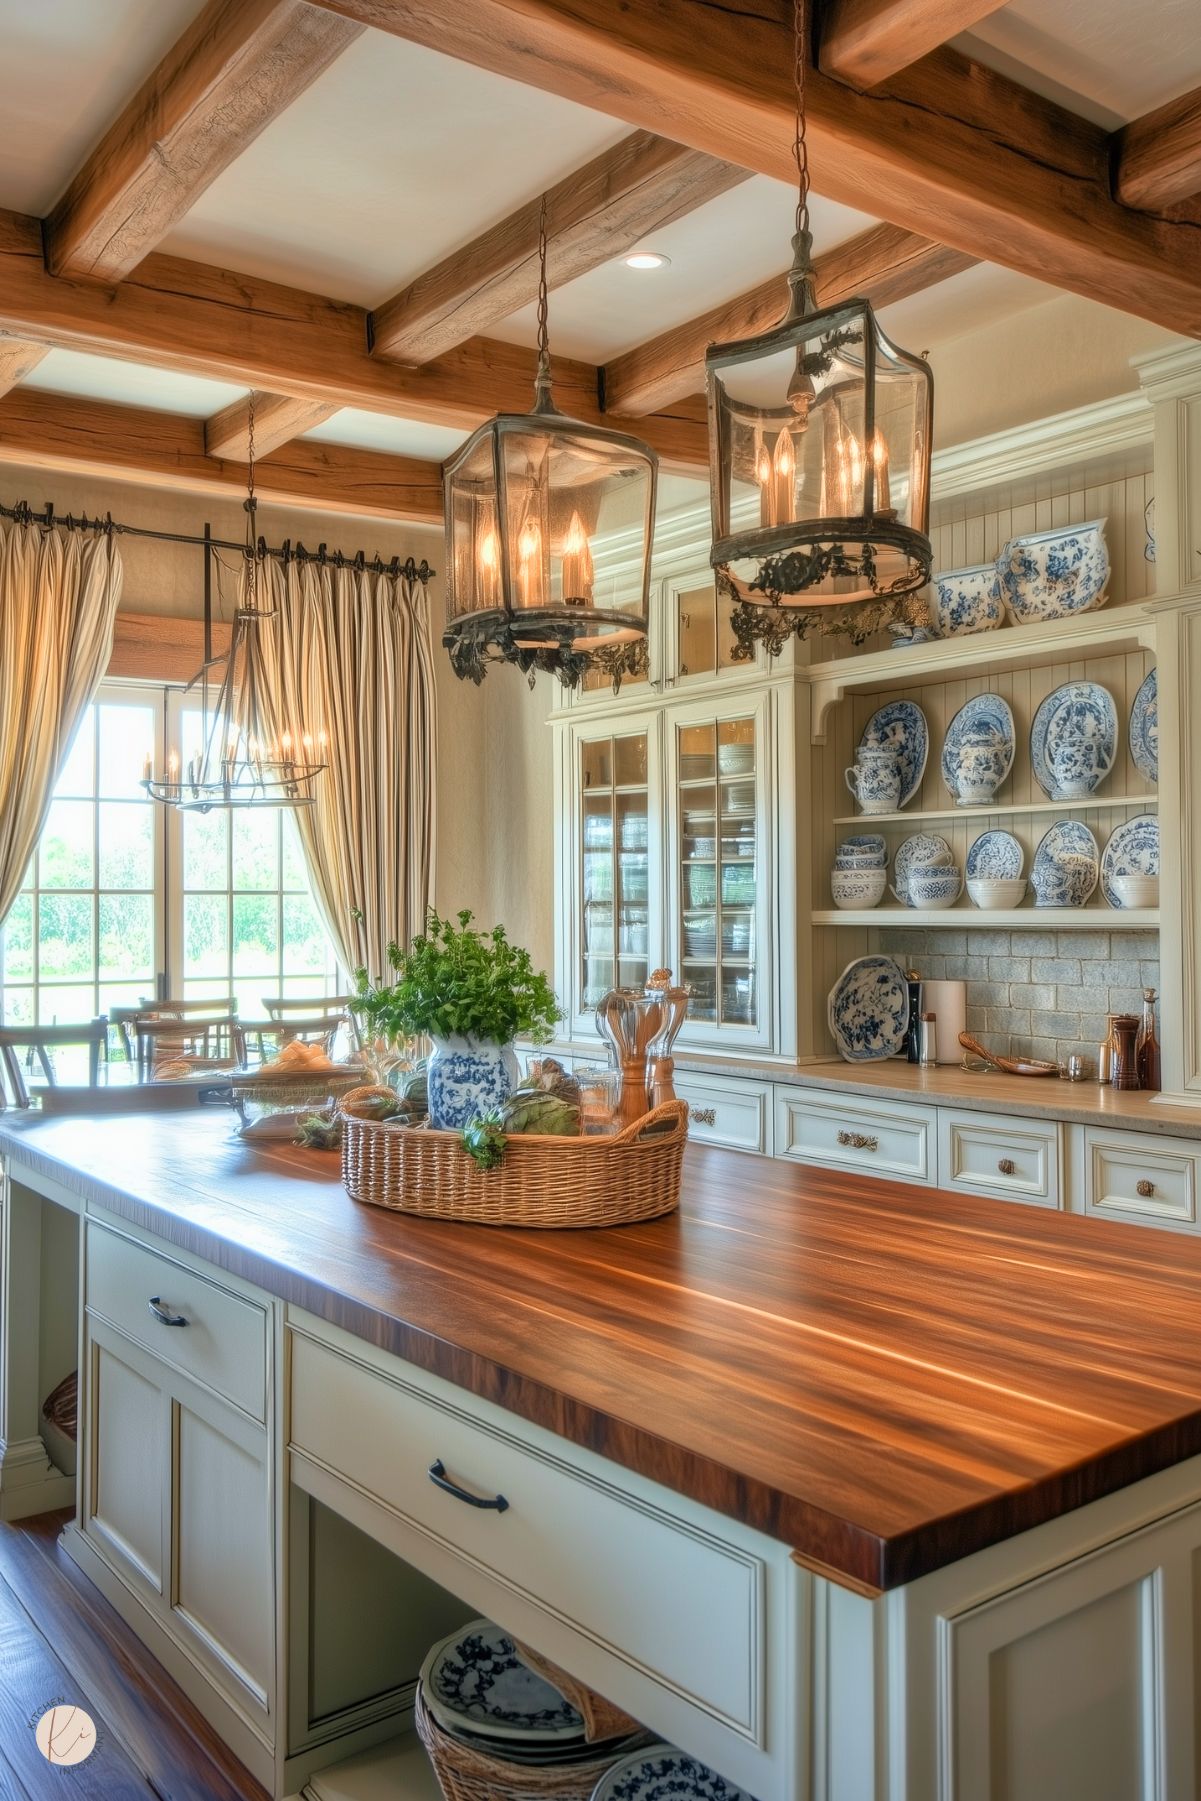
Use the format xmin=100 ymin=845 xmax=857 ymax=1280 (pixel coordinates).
xmin=427 ymin=1034 xmax=519 ymax=1130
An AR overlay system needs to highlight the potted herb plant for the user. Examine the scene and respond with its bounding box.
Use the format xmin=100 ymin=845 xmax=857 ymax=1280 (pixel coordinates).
xmin=352 ymin=910 xmax=562 ymax=1130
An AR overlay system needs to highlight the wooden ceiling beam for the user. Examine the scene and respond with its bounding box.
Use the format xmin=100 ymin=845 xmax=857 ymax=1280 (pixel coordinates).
xmin=0 ymin=209 xmax=710 ymax=471
xmin=819 ymin=0 xmax=1009 ymax=89
xmin=1114 ymin=85 xmax=1201 ymax=210
xmin=306 ymin=0 xmax=1201 ymax=337
xmin=0 ymin=388 xmax=445 ymax=524
xmin=0 ymin=338 xmax=48 ymax=398
xmin=604 ymin=224 xmax=976 ymax=416
xmin=371 ymin=131 xmax=747 ymax=365
xmin=45 ymin=0 xmax=363 ymax=283
xmin=205 ymin=392 xmax=339 ymax=459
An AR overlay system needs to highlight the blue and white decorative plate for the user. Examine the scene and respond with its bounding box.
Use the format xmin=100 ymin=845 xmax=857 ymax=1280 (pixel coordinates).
xmin=1030 ymin=680 xmax=1118 ymax=800
xmin=930 ymin=564 xmax=1004 ymax=638
xmin=828 ymin=956 xmax=910 ymax=1062
xmin=1100 ymin=814 xmax=1159 ymax=908
xmin=859 ymin=700 xmax=928 ymax=808
xmin=1129 ymin=668 xmax=1158 ymax=785
xmin=1030 ymin=820 xmax=1100 ymax=908
xmin=995 ymin=519 xmax=1109 ymax=624
xmin=966 ymin=830 xmax=1024 ymax=880
xmin=893 ymin=833 xmax=953 ymax=899
xmin=592 ymin=1744 xmax=753 ymax=1801
xmin=940 ymin=693 xmax=1015 ymax=800
xmin=419 ymin=1621 xmax=585 ymax=1744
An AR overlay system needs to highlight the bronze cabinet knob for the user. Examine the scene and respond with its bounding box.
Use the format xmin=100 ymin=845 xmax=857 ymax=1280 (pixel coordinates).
xmin=1136 ymin=1178 xmax=1156 ymax=1198
xmin=837 ymin=1130 xmax=879 ymax=1151
xmin=997 ymin=1157 xmax=1016 ymax=1176
xmin=689 ymin=1107 xmax=716 ymax=1126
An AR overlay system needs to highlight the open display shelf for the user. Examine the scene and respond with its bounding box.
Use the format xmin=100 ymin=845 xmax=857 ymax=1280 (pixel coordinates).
xmin=833 ymin=793 xmax=1158 ymax=829
xmin=811 ymin=907 xmax=1158 ymax=929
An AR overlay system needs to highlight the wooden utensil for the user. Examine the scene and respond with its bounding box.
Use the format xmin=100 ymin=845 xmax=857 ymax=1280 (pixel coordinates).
xmin=958 ymin=1031 xmax=1059 ymax=1077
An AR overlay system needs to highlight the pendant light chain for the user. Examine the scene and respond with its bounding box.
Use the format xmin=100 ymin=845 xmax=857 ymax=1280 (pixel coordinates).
xmin=793 ymin=0 xmax=810 ymax=243
xmin=533 ymin=193 xmax=553 ymax=411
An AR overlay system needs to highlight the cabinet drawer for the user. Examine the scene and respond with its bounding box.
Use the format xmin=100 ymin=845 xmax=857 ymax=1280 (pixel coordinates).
xmin=86 ymin=1221 xmax=268 ymax=1421
xmin=674 ymin=1073 xmax=770 ymax=1154
xmin=1083 ymin=1129 xmax=1198 ymax=1229
xmin=774 ymin=1087 xmax=935 ymax=1183
xmin=939 ymin=1111 xmax=1062 ymax=1209
xmin=289 ymin=1330 xmax=766 ymax=1749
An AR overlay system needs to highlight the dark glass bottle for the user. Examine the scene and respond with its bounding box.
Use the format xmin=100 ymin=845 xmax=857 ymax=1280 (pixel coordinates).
xmin=1136 ymin=987 xmax=1161 ymax=1093
xmin=904 ymin=971 xmax=922 ymax=1063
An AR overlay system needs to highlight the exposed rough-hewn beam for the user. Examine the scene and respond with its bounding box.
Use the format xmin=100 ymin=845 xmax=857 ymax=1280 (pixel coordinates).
xmin=604 ymin=224 xmax=975 ymax=416
xmin=820 ymin=0 xmax=1008 ymax=89
xmin=0 ymin=387 xmax=445 ymax=523
xmin=0 ymin=210 xmax=710 ymax=471
xmin=205 ymin=391 xmax=338 ymax=459
xmin=45 ymin=0 xmax=363 ymax=282
xmin=1114 ymin=85 xmax=1201 ymax=211
xmin=308 ymin=0 xmax=1201 ymax=337
xmin=0 ymin=338 xmax=47 ymax=398
xmin=372 ymin=131 xmax=747 ymax=365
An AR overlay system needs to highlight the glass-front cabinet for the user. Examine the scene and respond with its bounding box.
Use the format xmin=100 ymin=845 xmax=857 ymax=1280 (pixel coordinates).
xmin=579 ymin=730 xmax=653 ymax=1007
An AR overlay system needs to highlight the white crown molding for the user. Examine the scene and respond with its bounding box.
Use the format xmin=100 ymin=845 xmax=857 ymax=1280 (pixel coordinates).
xmin=930 ymin=391 xmax=1152 ymax=503
xmin=1132 ymin=342 xmax=1201 ymax=401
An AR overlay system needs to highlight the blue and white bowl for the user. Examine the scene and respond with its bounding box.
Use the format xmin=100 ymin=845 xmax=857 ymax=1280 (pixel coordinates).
xmin=930 ymin=565 xmax=1005 ymax=638
xmin=995 ymin=519 xmax=1109 ymax=625
xmin=905 ymin=864 xmax=962 ymax=909
xmin=831 ymin=866 xmax=887 ymax=909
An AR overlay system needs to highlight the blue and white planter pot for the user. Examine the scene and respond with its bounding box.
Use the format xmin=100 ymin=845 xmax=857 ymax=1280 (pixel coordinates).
xmin=427 ymin=1034 xmax=519 ymax=1130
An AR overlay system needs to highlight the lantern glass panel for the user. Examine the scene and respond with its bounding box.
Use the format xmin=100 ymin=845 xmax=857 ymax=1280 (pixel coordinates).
xmin=498 ymin=426 xmax=653 ymax=646
xmin=708 ymin=299 xmax=931 ymax=606
xmin=446 ymin=429 xmax=501 ymax=625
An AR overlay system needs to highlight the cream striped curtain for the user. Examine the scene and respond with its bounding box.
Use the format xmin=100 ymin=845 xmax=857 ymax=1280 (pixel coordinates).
xmin=255 ymin=555 xmax=437 ymax=979
xmin=0 ymin=518 xmax=123 ymax=926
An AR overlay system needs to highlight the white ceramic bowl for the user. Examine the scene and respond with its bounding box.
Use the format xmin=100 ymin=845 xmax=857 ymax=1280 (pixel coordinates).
xmin=830 ymin=866 xmax=887 ymax=909
xmin=967 ymin=877 xmax=1028 ymax=910
xmin=1110 ymin=873 xmax=1159 ymax=909
xmin=930 ymin=565 xmax=1004 ymax=638
xmin=905 ymin=865 xmax=962 ymax=909
xmin=995 ymin=519 xmax=1109 ymax=624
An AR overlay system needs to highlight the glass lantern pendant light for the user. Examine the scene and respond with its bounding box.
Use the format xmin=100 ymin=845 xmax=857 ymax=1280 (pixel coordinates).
xmin=143 ymin=398 xmax=327 ymax=812
xmin=705 ymin=0 xmax=934 ymax=656
xmin=443 ymin=200 xmax=658 ymax=691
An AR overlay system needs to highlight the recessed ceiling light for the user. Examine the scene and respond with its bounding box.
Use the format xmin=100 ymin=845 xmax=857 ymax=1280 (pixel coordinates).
xmin=624 ymin=251 xmax=670 ymax=270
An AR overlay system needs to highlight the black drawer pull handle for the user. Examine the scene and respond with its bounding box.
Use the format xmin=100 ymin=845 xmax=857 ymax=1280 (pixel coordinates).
xmin=428 ymin=1458 xmax=509 ymax=1512
xmin=148 ymin=1296 xmax=188 ymax=1327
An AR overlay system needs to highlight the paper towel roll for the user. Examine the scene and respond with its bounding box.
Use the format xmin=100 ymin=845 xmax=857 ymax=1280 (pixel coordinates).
xmin=920 ymin=979 xmax=966 ymax=1064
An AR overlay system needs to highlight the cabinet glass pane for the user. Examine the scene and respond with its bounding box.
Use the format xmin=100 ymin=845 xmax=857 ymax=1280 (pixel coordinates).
xmin=678 ymin=714 xmax=757 ymax=1031
xmin=579 ymin=733 xmax=648 ymax=1009
xmin=676 ymin=582 xmax=745 ymax=679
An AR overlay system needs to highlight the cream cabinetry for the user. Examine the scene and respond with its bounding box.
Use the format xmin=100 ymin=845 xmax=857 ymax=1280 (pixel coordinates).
xmin=1079 ymin=1125 xmax=1199 ymax=1228
xmin=75 ymin=1216 xmax=276 ymax=1781
xmin=673 ymin=1068 xmax=773 ymax=1153
xmin=937 ymin=1109 xmax=1063 ymax=1209
xmin=775 ymin=1084 xmax=938 ymax=1183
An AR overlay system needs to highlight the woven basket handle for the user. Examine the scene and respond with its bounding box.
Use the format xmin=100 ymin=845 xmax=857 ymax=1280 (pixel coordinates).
xmin=611 ymin=1099 xmax=689 ymax=1146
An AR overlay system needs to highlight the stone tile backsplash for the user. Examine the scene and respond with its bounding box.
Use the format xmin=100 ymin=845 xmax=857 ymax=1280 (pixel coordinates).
xmin=876 ymin=927 xmax=1160 ymax=1066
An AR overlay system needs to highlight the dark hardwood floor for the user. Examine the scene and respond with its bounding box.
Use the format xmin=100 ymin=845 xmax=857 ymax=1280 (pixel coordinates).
xmin=0 ymin=1511 xmax=268 ymax=1801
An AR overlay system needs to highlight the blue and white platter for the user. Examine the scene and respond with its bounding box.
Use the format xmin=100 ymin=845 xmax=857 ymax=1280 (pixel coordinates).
xmin=828 ymin=955 xmax=910 ymax=1062
xmin=930 ymin=564 xmax=1004 ymax=638
xmin=893 ymin=833 xmax=953 ymax=900
xmin=419 ymin=1621 xmax=585 ymax=1744
xmin=1030 ymin=820 xmax=1100 ymax=909
xmin=1030 ymin=680 xmax=1118 ymax=800
xmin=859 ymin=700 xmax=928 ymax=808
xmin=940 ymin=692 xmax=1015 ymax=800
xmin=966 ymin=830 xmax=1024 ymax=881
xmin=1100 ymin=814 xmax=1159 ymax=909
xmin=1129 ymin=668 xmax=1158 ymax=785
xmin=995 ymin=519 xmax=1109 ymax=624
xmin=592 ymin=1743 xmax=753 ymax=1801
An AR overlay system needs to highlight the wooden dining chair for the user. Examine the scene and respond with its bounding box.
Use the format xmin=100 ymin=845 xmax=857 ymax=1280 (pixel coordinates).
xmin=137 ymin=1013 xmax=246 ymax=1080
xmin=0 ymin=1019 xmax=108 ymax=1108
xmin=241 ymin=1016 xmax=343 ymax=1064
xmin=253 ymin=994 xmax=356 ymax=1062
xmin=130 ymin=997 xmax=240 ymax=1081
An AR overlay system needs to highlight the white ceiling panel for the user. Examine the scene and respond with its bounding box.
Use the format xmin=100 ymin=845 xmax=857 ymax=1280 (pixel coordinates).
xmin=487 ymin=180 xmax=877 ymax=361
xmin=20 ymin=349 xmax=245 ymax=416
xmin=957 ymin=0 xmax=1201 ymax=127
xmin=0 ymin=0 xmax=206 ymax=215
xmin=302 ymin=411 xmax=468 ymax=461
xmin=162 ymin=31 xmax=628 ymax=305
xmin=876 ymin=263 xmax=1060 ymax=355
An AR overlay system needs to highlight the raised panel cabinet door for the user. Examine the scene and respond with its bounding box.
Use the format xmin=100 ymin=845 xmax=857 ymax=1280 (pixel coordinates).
xmin=88 ymin=1328 xmax=166 ymax=1595
xmin=173 ymin=1393 xmax=272 ymax=1715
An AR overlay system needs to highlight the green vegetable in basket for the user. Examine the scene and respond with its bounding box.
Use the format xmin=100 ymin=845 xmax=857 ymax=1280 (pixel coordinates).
xmin=295 ymin=1110 xmax=342 ymax=1150
xmin=462 ymin=1113 xmax=507 ymax=1171
xmin=517 ymin=1056 xmax=581 ymax=1108
xmin=396 ymin=1065 xmax=429 ymax=1114
xmin=500 ymin=1091 xmax=580 ymax=1137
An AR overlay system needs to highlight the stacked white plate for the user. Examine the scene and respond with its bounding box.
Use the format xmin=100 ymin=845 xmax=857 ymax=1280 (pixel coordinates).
xmin=590 ymin=1741 xmax=756 ymax=1798
xmin=419 ymin=1620 xmax=647 ymax=1771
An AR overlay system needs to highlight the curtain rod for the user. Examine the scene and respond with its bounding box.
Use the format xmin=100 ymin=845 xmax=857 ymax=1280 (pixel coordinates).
xmin=0 ymin=497 xmax=436 ymax=581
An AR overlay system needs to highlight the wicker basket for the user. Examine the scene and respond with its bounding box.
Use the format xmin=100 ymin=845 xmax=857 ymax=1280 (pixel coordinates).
xmin=511 ymin=1639 xmax=640 ymax=1743
xmin=340 ymin=1100 xmax=687 ymax=1229
xmin=414 ymin=1686 xmax=643 ymax=1801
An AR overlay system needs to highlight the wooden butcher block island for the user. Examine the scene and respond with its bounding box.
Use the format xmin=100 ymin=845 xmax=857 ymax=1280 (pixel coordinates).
xmin=2 ymin=1108 xmax=1200 ymax=1801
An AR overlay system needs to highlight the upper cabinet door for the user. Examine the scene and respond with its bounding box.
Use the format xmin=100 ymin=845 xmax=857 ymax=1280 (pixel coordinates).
xmin=665 ymin=689 xmax=776 ymax=1052
xmin=559 ymin=710 xmax=665 ymax=1040
xmin=667 ymin=570 xmax=774 ymax=690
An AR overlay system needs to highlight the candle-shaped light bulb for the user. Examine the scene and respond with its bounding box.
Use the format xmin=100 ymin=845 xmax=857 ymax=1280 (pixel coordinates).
xmin=755 ymin=444 xmax=775 ymax=528
xmin=869 ymin=427 xmax=891 ymax=512
xmin=142 ymin=751 xmax=152 ymax=781
xmin=317 ymin=729 xmax=328 ymax=756
xmin=302 ymin=732 xmax=313 ymax=758
xmin=517 ymin=518 xmax=544 ymax=610
xmin=167 ymin=749 xmax=179 ymax=780
xmin=559 ymin=510 xmax=594 ymax=605
xmin=773 ymin=430 xmax=796 ymax=525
